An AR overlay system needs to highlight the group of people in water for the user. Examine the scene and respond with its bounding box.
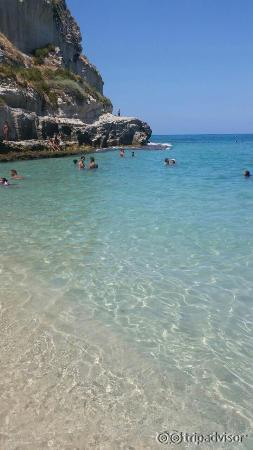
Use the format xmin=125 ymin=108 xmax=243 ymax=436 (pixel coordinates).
xmin=1 ymin=149 xmax=251 ymax=185
xmin=73 ymin=156 xmax=98 ymax=170
xmin=0 ymin=169 xmax=24 ymax=186
xmin=119 ymin=148 xmax=136 ymax=157
xmin=72 ymin=150 xmax=252 ymax=177
xmin=120 ymin=148 xmax=177 ymax=165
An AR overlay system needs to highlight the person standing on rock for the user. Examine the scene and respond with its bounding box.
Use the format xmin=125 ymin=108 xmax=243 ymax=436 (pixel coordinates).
xmin=118 ymin=109 xmax=121 ymax=117
xmin=2 ymin=121 xmax=10 ymax=141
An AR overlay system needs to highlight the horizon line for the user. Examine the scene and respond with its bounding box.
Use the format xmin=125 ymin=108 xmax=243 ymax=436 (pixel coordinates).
xmin=151 ymin=132 xmax=253 ymax=136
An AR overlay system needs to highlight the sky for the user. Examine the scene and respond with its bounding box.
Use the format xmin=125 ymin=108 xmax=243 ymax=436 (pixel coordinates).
xmin=67 ymin=0 xmax=253 ymax=134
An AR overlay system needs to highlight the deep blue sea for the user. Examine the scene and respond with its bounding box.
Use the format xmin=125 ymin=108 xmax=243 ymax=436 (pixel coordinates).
xmin=0 ymin=134 xmax=253 ymax=449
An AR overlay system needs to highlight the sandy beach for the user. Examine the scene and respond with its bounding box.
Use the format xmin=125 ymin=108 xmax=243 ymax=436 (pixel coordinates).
xmin=0 ymin=262 xmax=181 ymax=450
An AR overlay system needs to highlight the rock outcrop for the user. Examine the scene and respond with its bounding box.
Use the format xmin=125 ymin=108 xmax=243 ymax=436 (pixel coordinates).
xmin=77 ymin=114 xmax=152 ymax=147
xmin=0 ymin=0 xmax=151 ymax=149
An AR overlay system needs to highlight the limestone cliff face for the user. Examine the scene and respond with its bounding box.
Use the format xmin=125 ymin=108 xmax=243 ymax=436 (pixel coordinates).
xmin=0 ymin=0 xmax=79 ymax=56
xmin=0 ymin=0 xmax=103 ymax=93
xmin=0 ymin=0 xmax=152 ymax=147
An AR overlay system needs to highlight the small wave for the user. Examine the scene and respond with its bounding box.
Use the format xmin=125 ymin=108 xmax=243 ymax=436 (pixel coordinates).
xmin=147 ymin=142 xmax=172 ymax=149
xmin=95 ymin=143 xmax=173 ymax=152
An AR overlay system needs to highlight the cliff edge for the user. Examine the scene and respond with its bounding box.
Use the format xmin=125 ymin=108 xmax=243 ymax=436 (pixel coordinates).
xmin=0 ymin=0 xmax=151 ymax=149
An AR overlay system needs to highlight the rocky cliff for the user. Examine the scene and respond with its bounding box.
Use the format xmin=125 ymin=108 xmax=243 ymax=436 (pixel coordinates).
xmin=0 ymin=0 xmax=151 ymax=148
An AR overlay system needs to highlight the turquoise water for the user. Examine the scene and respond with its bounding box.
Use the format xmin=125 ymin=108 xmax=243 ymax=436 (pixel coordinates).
xmin=0 ymin=135 xmax=253 ymax=449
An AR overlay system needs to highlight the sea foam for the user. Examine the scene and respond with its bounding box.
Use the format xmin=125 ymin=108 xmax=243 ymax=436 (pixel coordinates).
xmin=147 ymin=142 xmax=172 ymax=149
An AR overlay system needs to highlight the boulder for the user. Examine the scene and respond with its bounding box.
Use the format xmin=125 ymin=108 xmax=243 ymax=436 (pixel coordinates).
xmin=80 ymin=114 xmax=152 ymax=147
xmin=0 ymin=104 xmax=38 ymax=140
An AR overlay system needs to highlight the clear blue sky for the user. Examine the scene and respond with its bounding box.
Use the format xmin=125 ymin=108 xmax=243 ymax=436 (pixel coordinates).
xmin=68 ymin=0 xmax=253 ymax=134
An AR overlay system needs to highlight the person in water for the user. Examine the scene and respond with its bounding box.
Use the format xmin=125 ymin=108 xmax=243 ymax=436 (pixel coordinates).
xmin=73 ymin=159 xmax=78 ymax=165
xmin=164 ymin=158 xmax=176 ymax=166
xmin=0 ymin=177 xmax=9 ymax=186
xmin=89 ymin=157 xmax=98 ymax=169
xmin=10 ymin=169 xmax=24 ymax=180
xmin=132 ymin=151 xmax=135 ymax=157
xmin=243 ymin=170 xmax=251 ymax=177
xmin=120 ymin=149 xmax=125 ymax=157
xmin=78 ymin=159 xmax=85 ymax=169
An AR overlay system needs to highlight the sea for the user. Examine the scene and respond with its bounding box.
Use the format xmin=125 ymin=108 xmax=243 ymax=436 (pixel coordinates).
xmin=0 ymin=134 xmax=253 ymax=450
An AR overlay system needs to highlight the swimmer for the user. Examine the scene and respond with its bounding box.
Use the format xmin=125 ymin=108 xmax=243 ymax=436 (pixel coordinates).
xmin=132 ymin=151 xmax=135 ymax=157
xmin=73 ymin=159 xmax=78 ymax=165
xmin=89 ymin=157 xmax=98 ymax=169
xmin=0 ymin=177 xmax=10 ymax=186
xmin=78 ymin=159 xmax=85 ymax=169
xmin=243 ymin=170 xmax=251 ymax=177
xmin=10 ymin=169 xmax=25 ymax=180
xmin=120 ymin=149 xmax=125 ymax=157
xmin=164 ymin=158 xmax=176 ymax=166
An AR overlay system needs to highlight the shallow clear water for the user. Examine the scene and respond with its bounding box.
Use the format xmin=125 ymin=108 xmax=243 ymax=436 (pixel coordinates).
xmin=0 ymin=135 xmax=253 ymax=449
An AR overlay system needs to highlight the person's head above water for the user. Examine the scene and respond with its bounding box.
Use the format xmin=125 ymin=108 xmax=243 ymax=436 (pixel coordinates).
xmin=132 ymin=152 xmax=135 ymax=157
xmin=10 ymin=169 xmax=25 ymax=179
xmin=73 ymin=159 xmax=78 ymax=165
xmin=164 ymin=158 xmax=176 ymax=166
xmin=0 ymin=177 xmax=9 ymax=185
xmin=89 ymin=156 xmax=98 ymax=169
xmin=243 ymin=170 xmax=251 ymax=177
xmin=78 ymin=159 xmax=85 ymax=169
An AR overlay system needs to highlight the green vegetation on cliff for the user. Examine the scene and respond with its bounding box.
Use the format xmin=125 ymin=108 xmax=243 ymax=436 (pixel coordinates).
xmin=0 ymin=63 xmax=112 ymax=110
xmin=33 ymin=44 xmax=56 ymax=65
